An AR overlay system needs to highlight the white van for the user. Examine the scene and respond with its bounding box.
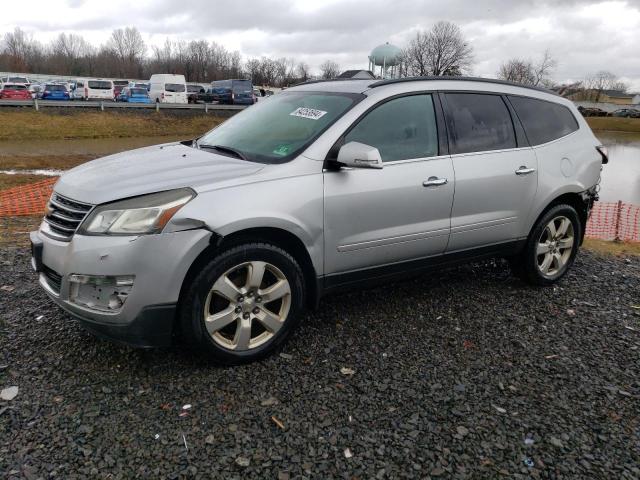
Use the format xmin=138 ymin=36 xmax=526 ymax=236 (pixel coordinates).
xmin=149 ymin=74 xmax=187 ymax=104
xmin=84 ymin=79 xmax=115 ymax=101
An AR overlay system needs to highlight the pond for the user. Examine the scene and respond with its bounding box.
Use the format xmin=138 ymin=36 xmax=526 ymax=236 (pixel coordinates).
xmin=596 ymin=131 xmax=640 ymax=205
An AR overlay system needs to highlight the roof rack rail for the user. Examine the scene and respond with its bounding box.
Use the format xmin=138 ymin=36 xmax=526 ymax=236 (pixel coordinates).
xmin=291 ymin=78 xmax=372 ymax=87
xmin=369 ymin=75 xmax=557 ymax=95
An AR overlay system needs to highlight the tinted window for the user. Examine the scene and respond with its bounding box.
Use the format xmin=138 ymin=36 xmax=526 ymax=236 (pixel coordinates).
xmin=232 ymin=80 xmax=252 ymax=93
xmin=88 ymin=80 xmax=112 ymax=89
xmin=344 ymin=95 xmax=438 ymax=162
xmin=165 ymin=83 xmax=185 ymax=92
xmin=46 ymin=84 xmax=67 ymax=91
xmin=509 ymin=96 xmax=579 ymax=146
xmin=444 ymin=93 xmax=516 ymax=154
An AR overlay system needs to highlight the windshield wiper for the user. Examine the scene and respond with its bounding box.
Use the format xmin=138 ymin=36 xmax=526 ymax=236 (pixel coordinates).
xmin=198 ymin=144 xmax=248 ymax=160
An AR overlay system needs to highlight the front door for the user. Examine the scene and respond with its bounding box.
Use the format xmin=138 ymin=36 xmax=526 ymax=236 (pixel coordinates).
xmin=323 ymin=94 xmax=454 ymax=276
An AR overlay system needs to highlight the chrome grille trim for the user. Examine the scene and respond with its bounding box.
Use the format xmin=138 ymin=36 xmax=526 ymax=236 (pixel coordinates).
xmin=42 ymin=192 xmax=93 ymax=241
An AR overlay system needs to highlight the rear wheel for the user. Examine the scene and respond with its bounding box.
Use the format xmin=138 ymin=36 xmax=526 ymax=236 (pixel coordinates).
xmin=179 ymin=243 xmax=306 ymax=364
xmin=510 ymin=204 xmax=581 ymax=286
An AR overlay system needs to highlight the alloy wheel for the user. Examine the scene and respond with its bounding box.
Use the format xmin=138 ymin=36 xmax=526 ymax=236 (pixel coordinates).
xmin=536 ymin=216 xmax=575 ymax=277
xmin=203 ymin=261 xmax=291 ymax=350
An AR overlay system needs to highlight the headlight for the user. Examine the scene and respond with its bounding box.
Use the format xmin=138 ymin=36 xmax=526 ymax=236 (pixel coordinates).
xmin=78 ymin=188 xmax=195 ymax=235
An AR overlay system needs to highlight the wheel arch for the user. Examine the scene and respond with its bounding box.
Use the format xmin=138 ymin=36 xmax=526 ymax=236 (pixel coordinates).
xmin=529 ymin=190 xmax=592 ymax=245
xmin=178 ymin=226 xmax=320 ymax=314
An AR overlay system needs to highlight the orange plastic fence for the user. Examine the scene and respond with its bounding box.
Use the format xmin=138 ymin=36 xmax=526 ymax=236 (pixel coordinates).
xmin=0 ymin=177 xmax=57 ymax=217
xmin=0 ymin=177 xmax=639 ymax=242
xmin=586 ymin=201 xmax=640 ymax=242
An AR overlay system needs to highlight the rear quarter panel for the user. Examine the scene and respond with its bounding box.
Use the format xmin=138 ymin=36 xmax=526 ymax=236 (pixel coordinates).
xmin=526 ymin=104 xmax=602 ymax=232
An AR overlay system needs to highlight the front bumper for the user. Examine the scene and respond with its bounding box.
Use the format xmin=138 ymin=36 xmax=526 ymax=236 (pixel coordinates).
xmin=30 ymin=227 xmax=212 ymax=347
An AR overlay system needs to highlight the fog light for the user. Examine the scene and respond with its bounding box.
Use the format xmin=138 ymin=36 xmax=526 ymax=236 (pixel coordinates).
xmin=68 ymin=274 xmax=134 ymax=312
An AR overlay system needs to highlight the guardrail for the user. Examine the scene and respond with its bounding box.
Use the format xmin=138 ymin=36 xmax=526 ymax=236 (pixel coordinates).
xmin=0 ymin=99 xmax=247 ymax=113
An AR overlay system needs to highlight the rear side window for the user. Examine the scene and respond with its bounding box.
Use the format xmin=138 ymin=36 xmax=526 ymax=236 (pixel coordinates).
xmin=444 ymin=93 xmax=516 ymax=154
xmin=344 ymin=94 xmax=438 ymax=162
xmin=508 ymin=96 xmax=579 ymax=145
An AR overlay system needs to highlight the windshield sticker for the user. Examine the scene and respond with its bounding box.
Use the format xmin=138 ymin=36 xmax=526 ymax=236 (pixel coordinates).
xmin=290 ymin=107 xmax=327 ymax=120
xmin=273 ymin=145 xmax=292 ymax=156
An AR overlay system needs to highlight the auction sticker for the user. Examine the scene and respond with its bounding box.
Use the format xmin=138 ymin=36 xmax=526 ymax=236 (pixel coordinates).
xmin=290 ymin=107 xmax=327 ymax=120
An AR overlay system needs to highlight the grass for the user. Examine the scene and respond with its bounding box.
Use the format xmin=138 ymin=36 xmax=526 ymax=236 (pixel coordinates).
xmin=0 ymin=173 xmax=50 ymax=191
xmin=586 ymin=116 xmax=640 ymax=133
xmin=2 ymin=154 xmax=96 ymax=170
xmin=583 ymin=238 xmax=640 ymax=256
xmin=0 ymin=110 xmax=223 ymax=141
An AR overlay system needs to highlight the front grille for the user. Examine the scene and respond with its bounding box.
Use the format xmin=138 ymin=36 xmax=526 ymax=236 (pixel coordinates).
xmin=42 ymin=265 xmax=62 ymax=294
xmin=43 ymin=192 xmax=93 ymax=241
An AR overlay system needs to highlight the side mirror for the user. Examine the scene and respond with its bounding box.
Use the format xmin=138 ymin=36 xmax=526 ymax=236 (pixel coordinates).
xmin=336 ymin=141 xmax=383 ymax=169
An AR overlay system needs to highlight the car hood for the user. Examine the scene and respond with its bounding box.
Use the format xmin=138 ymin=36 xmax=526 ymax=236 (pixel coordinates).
xmin=55 ymin=142 xmax=264 ymax=205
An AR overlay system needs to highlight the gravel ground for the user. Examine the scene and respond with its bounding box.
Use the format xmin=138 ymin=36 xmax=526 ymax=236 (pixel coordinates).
xmin=1 ymin=247 xmax=639 ymax=479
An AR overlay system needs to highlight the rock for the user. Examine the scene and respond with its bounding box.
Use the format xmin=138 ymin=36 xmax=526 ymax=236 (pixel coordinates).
xmin=205 ymin=434 xmax=215 ymax=445
xmin=457 ymin=426 xmax=469 ymax=437
xmin=549 ymin=436 xmax=564 ymax=448
xmin=1 ymin=386 xmax=18 ymax=401
xmin=431 ymin=467 xmax=445 ymax=476
xmin=260 ymin=396 xmax=279 ymax=406
xmin=340 ymin=367 xmax=355 ymax=375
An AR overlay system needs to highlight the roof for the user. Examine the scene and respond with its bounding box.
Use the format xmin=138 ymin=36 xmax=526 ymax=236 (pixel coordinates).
xmin=290 ymin=75 xmax=558 ymax=96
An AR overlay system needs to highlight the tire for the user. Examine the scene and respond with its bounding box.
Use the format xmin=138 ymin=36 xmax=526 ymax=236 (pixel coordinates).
xmin=510 ymin=204 xmax=581 ymax=286
xmin=179 ymin=242 xmax=306 ymax=364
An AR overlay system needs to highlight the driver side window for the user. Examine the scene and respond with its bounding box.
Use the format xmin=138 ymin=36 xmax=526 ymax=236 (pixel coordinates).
xmin=344 ymin=94 xmax=438 ymax=162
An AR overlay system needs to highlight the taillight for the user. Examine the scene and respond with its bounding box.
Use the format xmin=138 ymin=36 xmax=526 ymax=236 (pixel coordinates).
xmin=84 ymin=87 xmax=88 ymax=96
xmin=596 ymin=145 xmax=609 ymax=164
xmin=161 ymin=92 xmax=165 ymax=99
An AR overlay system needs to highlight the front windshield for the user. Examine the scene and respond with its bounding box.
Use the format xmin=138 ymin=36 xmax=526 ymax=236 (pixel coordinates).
xmin=130 ymin=88 xmax=147 ymax=96
xmin=198 ymin=91 xmax=362 ymax=163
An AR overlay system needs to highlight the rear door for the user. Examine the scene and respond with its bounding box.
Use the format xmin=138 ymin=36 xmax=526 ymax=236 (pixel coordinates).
xmin=442 ymin=92 xmax=538 ymax=251
xmin=323 ymin=93 xmax=454 ymax=275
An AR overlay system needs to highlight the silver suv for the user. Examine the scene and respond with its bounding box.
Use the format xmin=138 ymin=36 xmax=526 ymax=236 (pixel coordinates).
xmin=31 ymin=77 xmax=607 ymax=363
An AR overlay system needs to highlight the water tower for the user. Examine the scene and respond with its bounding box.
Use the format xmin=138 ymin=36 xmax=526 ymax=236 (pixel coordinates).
xmin=368 ymin=42 xmax=402 ymax=79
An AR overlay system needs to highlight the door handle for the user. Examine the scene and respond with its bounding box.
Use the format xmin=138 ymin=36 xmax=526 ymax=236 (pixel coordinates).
xmin=515 ymin=166 xmax=536 ymax=175
xmin=423 ymin=177 xmax=448 ymax=187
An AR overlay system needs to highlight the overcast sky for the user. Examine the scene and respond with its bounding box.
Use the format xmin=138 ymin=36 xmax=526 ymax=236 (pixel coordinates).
xmin=2 ymin=0 xmax=640 ymax=89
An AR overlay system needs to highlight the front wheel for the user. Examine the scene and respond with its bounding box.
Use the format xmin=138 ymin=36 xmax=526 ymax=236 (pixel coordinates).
xmin=510 ymin=204 xmax=581 ymax=286
xmin=179 ymin=243 xmax=306 ymax=364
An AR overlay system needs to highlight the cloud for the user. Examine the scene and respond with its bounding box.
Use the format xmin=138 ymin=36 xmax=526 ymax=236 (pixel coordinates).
xmin=2 ymin=0 xmax=640 ymax=88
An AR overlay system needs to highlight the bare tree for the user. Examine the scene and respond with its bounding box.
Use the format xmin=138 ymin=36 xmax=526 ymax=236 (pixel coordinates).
xmin=403 ymin=21 xmax=472 ymax=77
xmin=296 ymin=62 xmax=310 ymax=82
xmin=498 ymin=49 xmax=557 ymax=87
xmin=106 ymin=27 xmax=146 ymax=77
xmin=320 ymin=60 xmax=340 ymax=79
xmin=1 ymin=27 xmax=44 ymax=72
xmin=583 ymin=70 xmax=628 ymax=101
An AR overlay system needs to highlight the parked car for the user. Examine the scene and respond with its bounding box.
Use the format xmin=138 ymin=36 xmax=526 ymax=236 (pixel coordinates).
xmin=31 ymin=77 xmax=606 ymax=364
xmin=0 ymin=83 xmax=32 ymax=100
xmin=1 ymin=75 xmax=30 ymax=86
xmin=128 ymin=81 xmax=149 ymax=90
xmin=28 ymin=83 xmax=42 ymax=99
xmin=149 ymin=74 xmax=188 ymax=104
xmin=113 ymin=80 xmax=130 ymax=99
xmin=117 ymin=86 xmax=152 ymax=103
xmin=195 ymin=88 xmax=217 ymax=104
xmin=209 ymin=79 xmax=255 ymax=105
xmin=611 ymin=108 xmax=640 ymax=118
xmin=82 ymin=79 xmax=115 ymax=101
xmin=577 ymin=106 xmax=608 ymax=117
xmin=187 ymin=84 xmax=204 ymax=104
xmin=41 ymin=83 xmax=70 ymax=100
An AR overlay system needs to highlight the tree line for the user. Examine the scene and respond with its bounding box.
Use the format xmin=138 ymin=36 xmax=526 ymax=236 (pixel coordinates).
xmin=1 ymin=24 xmax=631 ymax=96
xmin=0 ymin=27 xmax=312 ymax=86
